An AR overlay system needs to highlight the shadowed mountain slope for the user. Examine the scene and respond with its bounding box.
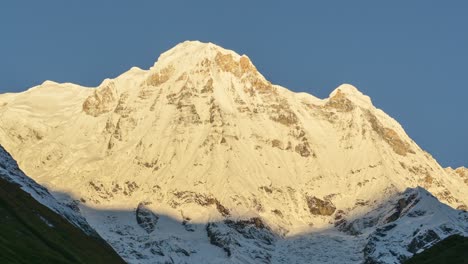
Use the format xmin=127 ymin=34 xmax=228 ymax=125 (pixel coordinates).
xmin=0 ymin=146 xmax=125 ymax=264
xmin=404 ymin=235 xmax=468 ymax=264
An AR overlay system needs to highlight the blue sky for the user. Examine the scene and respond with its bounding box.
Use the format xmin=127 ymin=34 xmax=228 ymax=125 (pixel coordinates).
xmin=1 ymin=1 xmax=467 ymax=167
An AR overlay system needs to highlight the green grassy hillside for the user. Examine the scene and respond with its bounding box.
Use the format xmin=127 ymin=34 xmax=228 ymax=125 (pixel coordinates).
xmin=404 ymin=234 xmax=468 ymax=264
xmin=0 ymin=177 xmax=125 ymax=264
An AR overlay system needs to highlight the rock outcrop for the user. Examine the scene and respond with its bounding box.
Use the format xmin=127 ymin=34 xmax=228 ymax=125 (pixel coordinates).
xmin=136 ymin=202 xmax=159 ymax=234
xmin=306 ymin=196 xmax=336 ymax=216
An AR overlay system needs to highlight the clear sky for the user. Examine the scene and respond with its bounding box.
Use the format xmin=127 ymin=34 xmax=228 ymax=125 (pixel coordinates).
xmin=1 ymin=1 xmax=467 ymax=167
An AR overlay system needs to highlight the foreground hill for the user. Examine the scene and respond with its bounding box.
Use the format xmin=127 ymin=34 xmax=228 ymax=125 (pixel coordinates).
xmin=0 ymin=146 xmax=125 ymax=264
xmin=404 ymin=235 xmax=468 ymax=264
xmin=0 ymin=41 xmax=466 ymax=263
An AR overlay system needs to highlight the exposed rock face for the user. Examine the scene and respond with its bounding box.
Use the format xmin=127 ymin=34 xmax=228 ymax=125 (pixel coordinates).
xmin=306 ymin=196 xmax=336 ymax=216
xmin=449 ymin=167 xmax=468 ymax=186
xmin=215 ymin=52 xmax=256 ymax=78
xmin=407 ymin=230 xmax=440 ymax=254
xmin=83 ymin=81 xmax=118 ymax=117
xmin=444 ymin=167 xmax=468 ymax=210
xmin=294 ymin=142 xmax=313 ymax=157
xmin=384 ymin=193 xmax=419 ymax=223
xmin=206 ymin=218 xmax=275 ymax=263
xmin=146 ymin=65 xmax=174 ymax=87
xmin=325 ymin=89 xmax=355 ymax=112
xmin=269 ymin=102 xmax=298 ymax=126
xmin=136 ymin=202 xmax=159 ymax=234
xmin=170 ymin=191 xmax=230 ymax=217
xmin=201 ymin=78 xmax=214 ymax=93
xmin=366 ymin=110 xmax=414 ymax=156
xmin=143 ymin=239 xmax=194 ymax=258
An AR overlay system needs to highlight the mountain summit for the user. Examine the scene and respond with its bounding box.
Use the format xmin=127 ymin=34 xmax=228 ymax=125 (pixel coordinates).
xmin=0 ymin=41 xmax=466 ymax=263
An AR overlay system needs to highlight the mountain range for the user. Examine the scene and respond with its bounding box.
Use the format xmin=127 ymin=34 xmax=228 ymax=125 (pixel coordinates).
xmin=0 ymin=41 xmax=466 ymax=263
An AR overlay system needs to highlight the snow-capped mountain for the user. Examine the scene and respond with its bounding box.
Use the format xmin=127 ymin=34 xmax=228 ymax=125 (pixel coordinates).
xmin=0 ymin=41 xmax=466 ymax=263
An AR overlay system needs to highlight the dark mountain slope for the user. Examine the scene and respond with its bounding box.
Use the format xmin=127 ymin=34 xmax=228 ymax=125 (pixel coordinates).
xmin=404 ymin=234 xmax=468 ymax=264
xmin=0 ymin=174 xmax=125 ymax=264
xmin=0 ymin=145 xmax=125 ymax=264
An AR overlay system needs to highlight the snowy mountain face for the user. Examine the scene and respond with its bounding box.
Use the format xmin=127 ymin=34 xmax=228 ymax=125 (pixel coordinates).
xmin=0 ymin=41 xmax=466 ymax=263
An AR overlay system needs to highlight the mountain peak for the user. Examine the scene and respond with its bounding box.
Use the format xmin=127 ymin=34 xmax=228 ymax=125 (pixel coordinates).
xmin=41 ymin=80 xmax=59 ymax=86
xmin=153 ymin=41 xmax=240 ymax=67
xmin=163 ymin=40 xmax=238 ymax=57
xmin=151 ymin=41 xmax=258 ymax=79
xmin=329 ymin=83 xmax=373 ymax=106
